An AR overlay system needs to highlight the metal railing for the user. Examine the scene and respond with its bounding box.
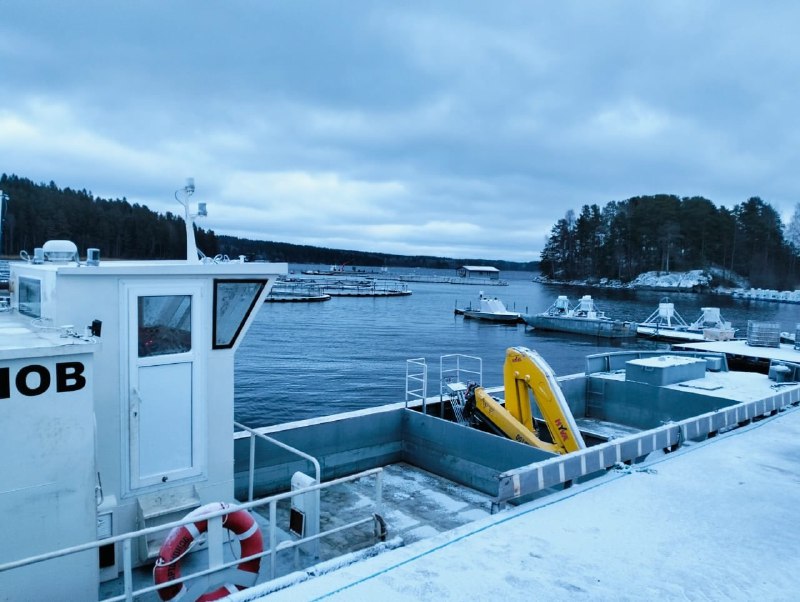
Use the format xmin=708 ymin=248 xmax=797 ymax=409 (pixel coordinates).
xmin=405 ymin=358 xmax=428 ymax=410
xmin=0 ymin=467 xmax=385 ymax=602
xmin=495 ymin=386 xmax=800 ymax=506
xmin=234 ymin=421 xmax=321 ymax=501
xmin=439 ymin=354 xmax=482 ymax=393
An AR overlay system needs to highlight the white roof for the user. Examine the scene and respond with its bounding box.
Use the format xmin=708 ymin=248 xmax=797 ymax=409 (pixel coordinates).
xmin=0 ymin=312 xmax=95 ymax=358
xmin=459 ymin=265 xmax=499 ymax=272
xmin=8 ymin=259 xmax=288 ymax=278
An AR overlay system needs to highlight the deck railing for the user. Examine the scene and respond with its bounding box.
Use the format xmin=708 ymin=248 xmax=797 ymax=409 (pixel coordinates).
xmin=405 ymin=358 xmax=428 ymax=410
xmin=234 ymin=421 xmax=321 ymax=500
xmin=439 ymin=354 xmax=482 ymax=391
xmin=494 ymin=387 xmax=800 ymax=507
xmin=0 ymin=467 xmax=385 ymax=602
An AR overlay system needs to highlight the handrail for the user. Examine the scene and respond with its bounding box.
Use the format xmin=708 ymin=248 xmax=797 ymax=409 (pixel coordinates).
xmin=405 ymin=358 xmax=427 ymax=411
xmin=234 ymin=421 xmax=321 ymax=501
xmin=0 ymin=467 xmax=384 ymax=602
xmin=584 ymin=349 xmax=729 ymax=375
xmin=495 ymin=386 xmax=800 ymax=505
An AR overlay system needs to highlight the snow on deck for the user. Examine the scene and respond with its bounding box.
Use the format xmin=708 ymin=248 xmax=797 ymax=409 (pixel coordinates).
xmin=670 ymin=370 xmax=798 ymax=402
xmin=628 ymin=354 xmax=705 ymax=368
xmin=675 ymin=339 xmax=800 ymax=363
xmin=235 ymin=405 xmax=800 ymax=601
xmin=0 ymin=312 xmax=95 ymax=354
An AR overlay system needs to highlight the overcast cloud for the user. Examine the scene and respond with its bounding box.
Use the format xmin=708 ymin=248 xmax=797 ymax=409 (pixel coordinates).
xmin=2 ymin=1 xmax=799 ymax=262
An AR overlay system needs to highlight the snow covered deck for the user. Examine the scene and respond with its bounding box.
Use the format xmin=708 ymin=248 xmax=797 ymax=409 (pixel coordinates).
xmin=236 ymin=404 xmax=800 ymax=601
xmin=675 ymin=339 xmax=800 ymax=364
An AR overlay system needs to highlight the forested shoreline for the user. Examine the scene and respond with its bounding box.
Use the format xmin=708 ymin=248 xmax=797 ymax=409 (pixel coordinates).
xmin=4 ymin=175 xmax=798 ymax=286
xmin=0 ymin=174 xmax=533 ymax=271
xmin=540 ymin=194 xmax=800 ymax=289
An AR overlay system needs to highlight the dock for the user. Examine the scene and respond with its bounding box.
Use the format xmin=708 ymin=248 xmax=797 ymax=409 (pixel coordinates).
xmin=319 ymin=279 xmax=411 ymax=297
xmin=265 ymin=278 xmax=411 ymax=300
xmin=674 ymin=339 xmax=800 ymax=371
xmin=395 ymin=274 xmax=508 ymax=286
xmin=265 ymin=281 xmax=332 ymax=302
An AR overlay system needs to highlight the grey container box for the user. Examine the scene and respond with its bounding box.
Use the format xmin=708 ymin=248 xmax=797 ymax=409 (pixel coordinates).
xmin=625 ymin=356 xmax=707 ymax=386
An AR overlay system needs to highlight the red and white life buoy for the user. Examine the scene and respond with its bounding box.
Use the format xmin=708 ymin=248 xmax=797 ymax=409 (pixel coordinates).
xmin=153 ymin=502 xmax=263 ymax=602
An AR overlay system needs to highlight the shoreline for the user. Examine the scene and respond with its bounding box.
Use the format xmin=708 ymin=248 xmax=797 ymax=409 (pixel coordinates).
xmin=534 ymin=276 xmax=800 ymax=304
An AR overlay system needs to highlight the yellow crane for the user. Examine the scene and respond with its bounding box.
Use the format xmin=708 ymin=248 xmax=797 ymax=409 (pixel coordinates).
xmin=464 ymin=346 xmax=586 ymax=454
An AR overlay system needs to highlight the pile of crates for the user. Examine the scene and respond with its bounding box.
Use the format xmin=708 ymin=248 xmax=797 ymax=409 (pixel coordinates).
xmin=746 ymin=321 xmax=781 ymax=347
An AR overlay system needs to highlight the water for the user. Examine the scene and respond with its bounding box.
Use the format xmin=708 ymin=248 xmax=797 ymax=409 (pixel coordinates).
xmin=234 ymin=269 xmax=799 ymax=427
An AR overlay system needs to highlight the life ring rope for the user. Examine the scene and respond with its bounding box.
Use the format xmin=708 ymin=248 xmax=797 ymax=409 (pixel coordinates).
xmin=153 ymin=502 xmax=263 ymax=602
xmin=154 ymin=513 xmax=232 ymax=569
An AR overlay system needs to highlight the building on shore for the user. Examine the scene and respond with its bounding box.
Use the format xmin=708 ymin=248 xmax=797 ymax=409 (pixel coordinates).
xmin=457 ymin=265 xmax=500 ymax=281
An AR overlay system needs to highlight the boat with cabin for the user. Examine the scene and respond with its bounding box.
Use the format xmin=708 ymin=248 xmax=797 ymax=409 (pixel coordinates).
xmin=1 ymin=184 xmax=800 ymax=600
xmin=454 ymin=293 xmax=521 ymax=323
xmin=636 ymin=298 xmax=736 ymax=342
xmin=522 ymin=294 xmax=636 ymax=338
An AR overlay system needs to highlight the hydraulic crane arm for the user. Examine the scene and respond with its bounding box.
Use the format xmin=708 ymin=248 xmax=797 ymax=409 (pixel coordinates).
xmin=468 ymin=385 xmax=560 ymax=451
xmin=465 ymin=347 xmax=586 ymax=454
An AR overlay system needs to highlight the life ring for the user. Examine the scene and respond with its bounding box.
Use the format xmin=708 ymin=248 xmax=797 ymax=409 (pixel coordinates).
xmin=153 ymin=502 xmax=263 ymax=602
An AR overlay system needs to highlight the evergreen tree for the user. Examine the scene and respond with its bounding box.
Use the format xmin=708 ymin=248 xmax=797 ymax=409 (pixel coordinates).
xmin=538 ymin=193 xmax=798 ymax=288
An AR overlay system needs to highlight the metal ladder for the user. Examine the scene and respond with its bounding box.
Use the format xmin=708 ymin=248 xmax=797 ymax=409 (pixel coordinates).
xmin=445 ymin=382 xmax=470 ymax=426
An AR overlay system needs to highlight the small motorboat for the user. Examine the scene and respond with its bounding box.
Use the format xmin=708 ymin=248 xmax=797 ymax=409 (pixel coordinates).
xmin=455 ymin=293 xmax=521 ymax=323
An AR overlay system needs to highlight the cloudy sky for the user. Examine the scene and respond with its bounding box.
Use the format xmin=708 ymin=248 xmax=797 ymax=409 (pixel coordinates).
xmin=2 ymin=1 xmax=799 ymax=262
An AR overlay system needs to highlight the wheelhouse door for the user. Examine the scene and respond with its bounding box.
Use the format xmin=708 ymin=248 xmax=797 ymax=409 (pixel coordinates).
xmin=126 ymin=283 xmax=205 ymax=489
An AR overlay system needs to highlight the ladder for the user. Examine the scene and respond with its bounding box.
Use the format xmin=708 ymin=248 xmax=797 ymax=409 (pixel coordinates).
xmin=445 ymin=382 xmax=470 ymax=426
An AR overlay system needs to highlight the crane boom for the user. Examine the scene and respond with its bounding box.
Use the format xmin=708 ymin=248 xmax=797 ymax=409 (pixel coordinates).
xmin=465 ymin=347 xmax=586 ymax=454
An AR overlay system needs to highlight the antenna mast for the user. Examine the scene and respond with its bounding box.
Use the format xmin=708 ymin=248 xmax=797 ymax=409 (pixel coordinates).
xmin=175 ymin=178 xmax=207 ymax=263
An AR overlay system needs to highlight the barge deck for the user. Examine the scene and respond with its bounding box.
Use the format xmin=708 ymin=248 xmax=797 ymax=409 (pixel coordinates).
xmin=256 ymin=404 xmax=800 ymax=601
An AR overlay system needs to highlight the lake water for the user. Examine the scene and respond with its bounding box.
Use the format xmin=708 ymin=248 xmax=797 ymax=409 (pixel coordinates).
xmin=234 ymin=268 xmax=799 ymax=427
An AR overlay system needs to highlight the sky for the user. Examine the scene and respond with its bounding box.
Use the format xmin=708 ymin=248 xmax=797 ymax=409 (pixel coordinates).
xmin=2 ymin=1 xmax=799 ymax=263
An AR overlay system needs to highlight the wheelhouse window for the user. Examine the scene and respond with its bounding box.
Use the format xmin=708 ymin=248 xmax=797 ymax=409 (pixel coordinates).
xmin=213 ymin=279 xmax=266 ymax=349
xmin=138 ymin=295 xmax=192 ymax=357
xmin=18 ymin=277 xmax=42 ymax=318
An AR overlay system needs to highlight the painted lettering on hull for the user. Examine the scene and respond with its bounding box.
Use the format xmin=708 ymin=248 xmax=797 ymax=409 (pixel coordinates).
xmin=0 ymin=362 xmax=86 ymax=399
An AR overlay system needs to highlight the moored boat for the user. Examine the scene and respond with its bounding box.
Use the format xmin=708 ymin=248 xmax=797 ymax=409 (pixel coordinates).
xmin=636 ymin=299 xmax=736 ymax=342
xmin=522 ymin=294 xmax=636 ymax=338
xmin=455 ymin=292 xmax=521 ymax=323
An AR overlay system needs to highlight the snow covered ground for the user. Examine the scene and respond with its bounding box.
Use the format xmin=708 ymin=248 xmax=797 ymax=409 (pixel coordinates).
xmin=536 ymin=270 xmax=716 ymax=290
xmin=235 ymin=405 xmax=800 ymax=601
xmin=629 ymin=269 xmax=711 ymax=289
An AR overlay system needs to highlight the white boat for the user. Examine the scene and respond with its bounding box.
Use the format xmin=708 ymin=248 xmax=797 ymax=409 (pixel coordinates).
xmin=455 ymin=293 xmax=521 ymax=323
xmin=636 ymin=299 xmax=736 ymax=342
xmin=2 ymin=187 xmax=800 ymax=600
xmin=522 ymin=294 xmax=637 ymax=338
